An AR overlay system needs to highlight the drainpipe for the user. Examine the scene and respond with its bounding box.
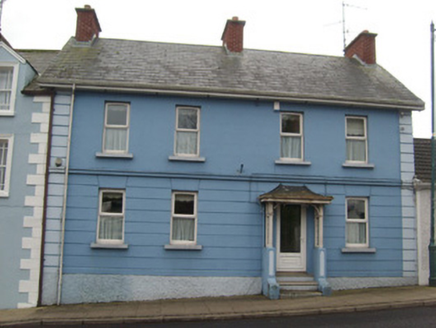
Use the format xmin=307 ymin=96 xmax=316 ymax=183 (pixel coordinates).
xmin=37 ymin=92 xmax=55 ymax=307
xmin=56 ymin=84 xmax=76 ymax=305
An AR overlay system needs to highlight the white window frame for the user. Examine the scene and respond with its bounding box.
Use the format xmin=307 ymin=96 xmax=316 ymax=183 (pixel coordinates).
xmin=170 ymin=191 xmax=198 ymax=245
xmin=345 ymin=197 xmax=369 ymax=248
xmin=102 ymin=102 xmax=130 ymax=154
xmin=96 ymin=189 xmax=126 ymax=245
xmin=345 ymin=116 xmax=368 ymax=164
xmin=280 ymin=112 xmax=303 ymax=161
xmin=0 ymin=63 xmax=18 ymax=116
xmin=0 ymin=135 xmax=13 ymax=197
xmin=174 ymin=106 xmax=200 ymax=157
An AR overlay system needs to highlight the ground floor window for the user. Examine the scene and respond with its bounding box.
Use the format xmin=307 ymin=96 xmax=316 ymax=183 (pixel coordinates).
xmin=97 ymin=189 xmax=125 ymax=244
xmin=171 ymin=191 xmax=198 ymax=244
xmin=346 ymin=197 xmax=368 ymax=247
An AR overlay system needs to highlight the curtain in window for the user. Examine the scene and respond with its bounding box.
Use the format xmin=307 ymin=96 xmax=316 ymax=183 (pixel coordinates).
xmin=0 ymin=68 xmax=13 ymax=111
xmin=0 ymin=91 xmax=11 ymax=110
xmin=99 ymin=216 xmax=123 ymax=240
xmin=176 ymin=131 xmax=197 ymax=155
xmin=105 ymin=128 xmax=127 ymax=152
xmin=346 ymin=140 xmax=366 ymax=161
xmin=172 ymin=218 xmax=195 ymax=241
xmin=281 ymin=136 xmax=301 ymax=159
xmin=346 ymin=222 xmax=366 ymax=244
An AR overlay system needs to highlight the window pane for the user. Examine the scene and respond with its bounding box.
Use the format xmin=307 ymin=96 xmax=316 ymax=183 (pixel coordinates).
xmin=176 ymin=131 xmax=197 ymax=155
xmin=346 ymin=222 xmax=366 ymax=244
xmin=281 ymin=136 xmax=301 ymax=159
xmin=107 ymin=104 xmax=127 ymax=126
xmin=99 ymin=216 xmax=123 ymax=240
xmin=0 ymin=140 xmax=8 ymax=190
xmin=347 ymin=199 xmax=366 ymax=219
xmin=178 ymin=108 xmax=197 ymax=129
xmin=101 ymin=192 xmax=123 ymax=213
xmin=282 ymin=114 xmax=300 ymax=134
xmin=347 ymin=118 xmax=365 ymax=137
xmin=346 ymin=140 xmax=366 ymax=162
xmin=0 ymin=67 xmax=13 ymax=89
xmin=174 ymin=194 xmax=194 ymax=215
xmin=0 ymin=91 xmax=11 ymax=110
xmin=104 ymin=128 xmax=127 ymax=152
xmin=172 ymin=218 xmax=195 ymax=241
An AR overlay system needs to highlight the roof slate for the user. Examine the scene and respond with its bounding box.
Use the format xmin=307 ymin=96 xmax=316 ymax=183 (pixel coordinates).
xmin=259 ymin=185 xmax=333 ymax=204
xmin=414 ymin=138 xmax=432 ymax=183
xmin=17 ymin=49 xmax=59 ymax=74
xmin=36 ymin=37 xmax=424 ymax=110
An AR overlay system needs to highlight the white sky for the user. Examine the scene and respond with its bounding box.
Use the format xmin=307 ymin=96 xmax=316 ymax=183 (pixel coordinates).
xmin=2 ymin=0 xmax=435 ymax=138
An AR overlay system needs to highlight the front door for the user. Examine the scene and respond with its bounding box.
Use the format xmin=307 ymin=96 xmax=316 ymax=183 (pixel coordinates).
xmin=276 ymin=204 xmax=306 ymax=271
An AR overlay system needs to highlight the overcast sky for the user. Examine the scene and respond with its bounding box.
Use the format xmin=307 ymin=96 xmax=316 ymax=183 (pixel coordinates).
xmin=2 ymin=0 xmax=435 ymax=138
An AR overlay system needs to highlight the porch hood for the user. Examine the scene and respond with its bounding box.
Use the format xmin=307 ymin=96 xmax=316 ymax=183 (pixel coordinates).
xmin=259 ymin=185 xmax=333 ymax=204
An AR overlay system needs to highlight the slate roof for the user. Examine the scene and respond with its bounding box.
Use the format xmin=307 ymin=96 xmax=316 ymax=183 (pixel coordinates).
xmin=36 ymin=37 xmax=424 ymax=110
xmin=414 ymin=138 xmax=432 ymax=183
xmin=17 ymin=50 xmax=59 ymax=74
xmin=259 ymin=185 xmax=333 ymax=204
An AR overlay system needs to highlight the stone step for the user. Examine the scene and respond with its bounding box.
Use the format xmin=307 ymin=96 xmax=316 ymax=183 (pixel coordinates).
xmin=276 ymin=273 xmax=315 ymax=283
xmin=280 ymin=290 xmax=323 ymax=299
xmin=279 ymin=280 xmax=319 ymax=291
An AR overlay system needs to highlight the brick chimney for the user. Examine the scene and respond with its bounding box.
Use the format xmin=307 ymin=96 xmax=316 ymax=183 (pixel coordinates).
xmin=75 ymin=5 xmax=101 ymax=42
xmin=344 ymin=30 xmax=377 ymax=65
xmin=221 ymin=17 xmax=246 ymax=53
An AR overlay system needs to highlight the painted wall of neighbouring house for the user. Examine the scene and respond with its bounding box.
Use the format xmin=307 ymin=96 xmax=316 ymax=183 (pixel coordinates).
xmin=49 ymin=90 xmax=416 ymax=304
xmin=0 ymin=45 xmax=51 ymax=309
xmin=416 ymin=185 xmax=430 ymax=285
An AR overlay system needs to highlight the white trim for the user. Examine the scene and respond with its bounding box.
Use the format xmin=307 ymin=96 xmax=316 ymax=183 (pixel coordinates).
xmin=96 ymin=189 xmax=126 ymax=245
xmin=0 ymin=134 xmax=13 ymax=197
xmin=170 ymin=191 xmax=198 ymax=245
xmin=174 ymin=106 xmax=201 ymax=158
xmin=102 ymin=102 xmax=130 ymax=154
xmin=345 ymin=116 xmax=368 ymax=164
xmin=0 ymin=62 xmax=19 ymax=115
xmin=280 ymin=112 xmax=304 ymax=161
xmin=0 ymin=42 xmax=26 ymax=63
xmin=345 ymin=197 xmax=369 ymax=248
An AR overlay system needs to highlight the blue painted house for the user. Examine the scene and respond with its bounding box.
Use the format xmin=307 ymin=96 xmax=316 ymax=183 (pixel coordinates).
xmin=0 ymin=36 xmax=56 ymax=308
xmin=36 ymin=6 xmax=424 ymax=304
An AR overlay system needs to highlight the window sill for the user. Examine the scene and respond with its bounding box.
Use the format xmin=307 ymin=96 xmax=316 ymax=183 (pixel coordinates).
xmin=342 ymin=163 xmax=375 ymax=169
xmin=96 ymin=152 xmax=134 ymax=159
xmin=164 ymin=244 xmax=203 ymax=250
xmin=168 ymin=156 xmax=206 ymax=163
xmin=91 ymin=242 xmax=129 ymax=249
xmin=275 ymin=159 xmax=311 ymax=166
xmin=341 ymin=247 xmax=376 ymax=253
xmin=0 ymin=192 xmax=10 ymax=198
xmin=0 ymin=111 xmax=14 ymax=117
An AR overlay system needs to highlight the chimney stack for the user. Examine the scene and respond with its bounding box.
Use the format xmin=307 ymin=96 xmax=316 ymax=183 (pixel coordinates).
xmin=75 ymin=5 xmax=101 ymax=42
xmin=344 ymin=30 xmax=377 ymax=65
xmin=221 ymin=16 xmax=246 ymax=53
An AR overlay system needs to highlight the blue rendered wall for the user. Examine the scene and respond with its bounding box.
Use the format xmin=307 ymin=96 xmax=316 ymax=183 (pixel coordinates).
xmin=62 ymin=91 xmax=403 ymax=279
xmin=0 ymin=47 xmax=41 ymax=308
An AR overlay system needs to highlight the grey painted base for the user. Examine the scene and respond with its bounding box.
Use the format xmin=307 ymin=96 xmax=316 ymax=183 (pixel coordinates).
xmin=61 ymin=274 xmax=262 ymax=304
xmin=328 ymin=277 xmax=418 ymax=290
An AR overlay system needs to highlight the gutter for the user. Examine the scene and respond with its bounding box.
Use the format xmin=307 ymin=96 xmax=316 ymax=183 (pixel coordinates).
xmin=56 ymin=84 xmax=76 ymax=305
xmin=37 ymin=83 xmax=425 ymax=112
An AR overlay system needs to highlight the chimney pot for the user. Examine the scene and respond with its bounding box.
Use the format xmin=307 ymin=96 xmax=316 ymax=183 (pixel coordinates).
xmin=84 ymin=4 xmax=91 ymax=9
xmin=344 ymin=30 xmax=377 ymax=65
xmin=221 ymin=16 xmax=246 ymax=53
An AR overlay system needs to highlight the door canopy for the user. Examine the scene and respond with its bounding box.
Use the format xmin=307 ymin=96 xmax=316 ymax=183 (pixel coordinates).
xmin=259 ymin=184 xmax=333 ymax=205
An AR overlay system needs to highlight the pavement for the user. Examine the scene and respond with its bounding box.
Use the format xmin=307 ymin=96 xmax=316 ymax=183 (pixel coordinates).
xmin=1 ymin=286 xmax=436 ymax=326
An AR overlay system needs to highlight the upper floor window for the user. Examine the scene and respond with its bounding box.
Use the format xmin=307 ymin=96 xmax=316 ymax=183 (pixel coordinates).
xmin=0 ymin=135 xmax=13 ymax=197
xmin=97 ymin=189 xmax=125 ymax=245
xmin=0 ymin=65 xmax=18 ymax=115
xmin=170 ymin=191 xmax=198 ymax=245
xmin=280 ymin=113 xmax=303 ymax=161
xmin=346 ymin=198 xmax=369 ymax=248
xmin=346 ymin=116 xmax=367 ymax=163
xmin=103 ymin=103 xmax=130 ymax=154
xmin=174 ymin=107 xmax=200 ymax=157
